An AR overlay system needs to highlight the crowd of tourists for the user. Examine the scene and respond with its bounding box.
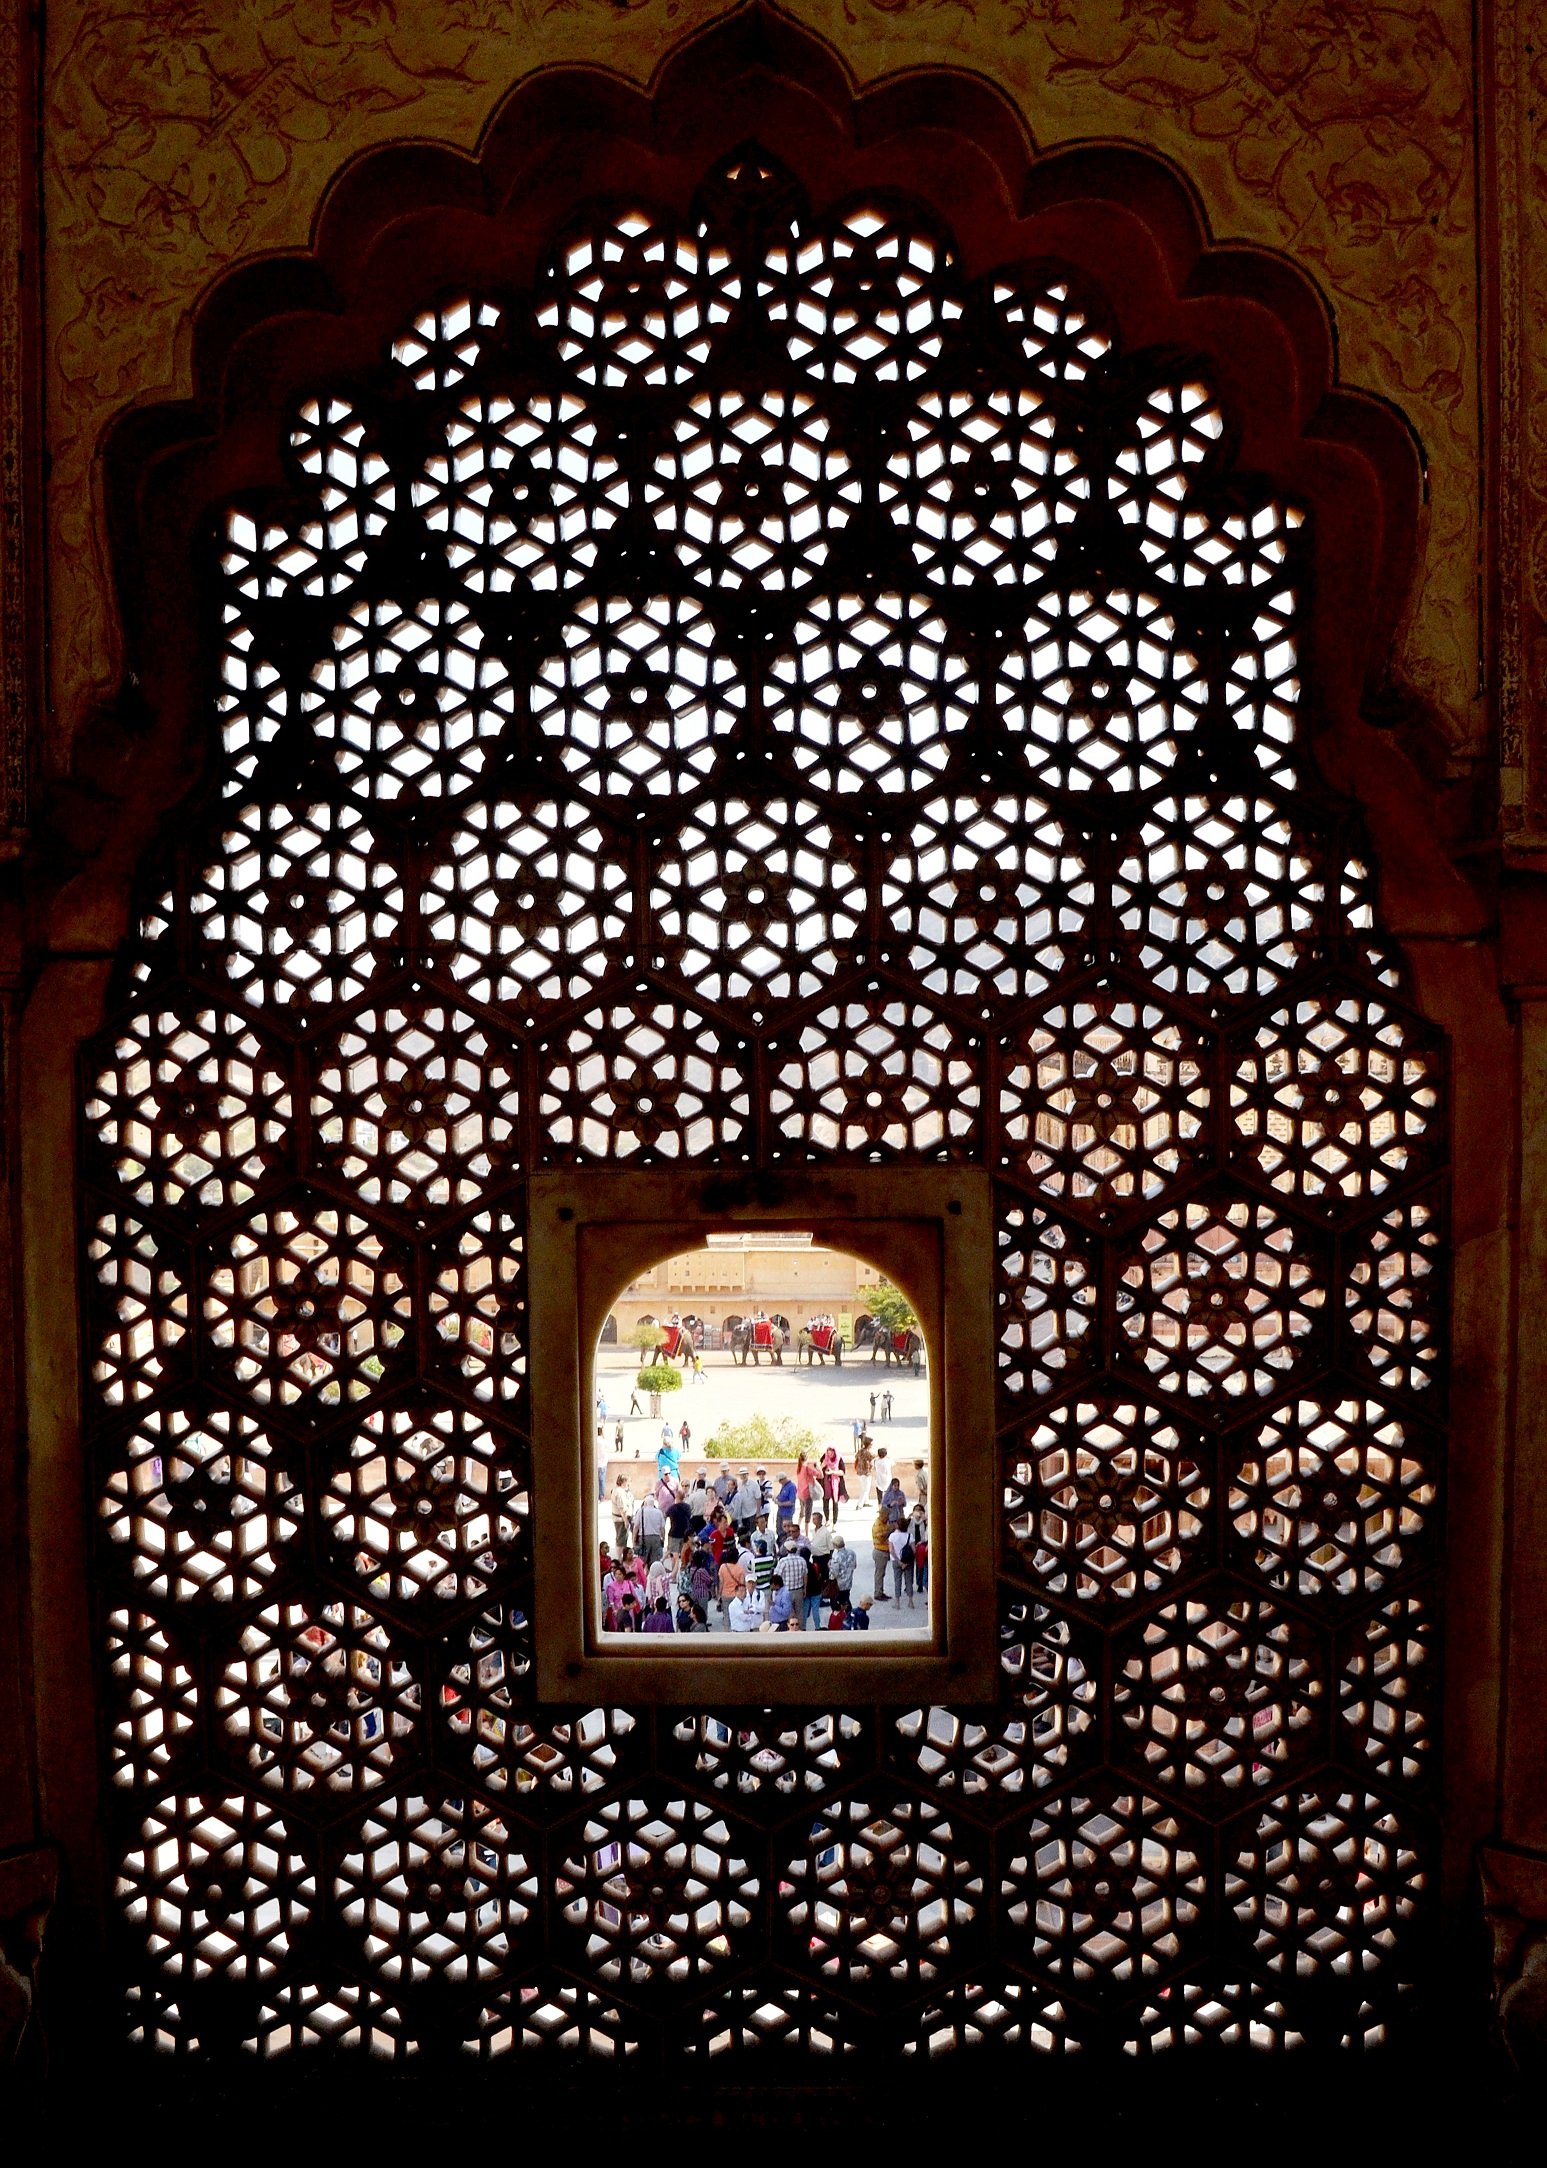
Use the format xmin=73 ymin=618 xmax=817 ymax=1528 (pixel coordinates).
xmin=600 ymin=1449 xmax=929 ymax=1635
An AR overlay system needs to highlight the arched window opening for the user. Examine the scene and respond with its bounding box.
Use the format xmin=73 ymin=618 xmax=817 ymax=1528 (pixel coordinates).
xmin=83 ymin=135 xmax=1446 ymax=2063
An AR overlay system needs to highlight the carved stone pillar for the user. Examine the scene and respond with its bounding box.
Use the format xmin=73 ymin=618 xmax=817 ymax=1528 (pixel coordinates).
xmin=1482 ymin=1846 xmax=1547 ymax=2079
xmin=0 ymin=1848 xmax=55 ymax=2067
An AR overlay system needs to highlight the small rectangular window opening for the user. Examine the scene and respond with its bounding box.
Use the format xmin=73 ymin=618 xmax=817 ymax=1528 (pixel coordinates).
xmin=526 ymin=1167 xmax=997 ymax=1704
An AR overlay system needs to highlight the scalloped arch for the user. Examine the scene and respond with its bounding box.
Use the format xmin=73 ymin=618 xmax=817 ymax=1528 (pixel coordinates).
xmin=93 ymin=2 xmax=1424 ymax=859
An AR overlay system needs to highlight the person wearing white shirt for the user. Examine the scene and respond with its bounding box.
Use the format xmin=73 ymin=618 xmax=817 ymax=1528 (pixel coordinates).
xmin=729 ymin=1589 xmax=766 ymax=1632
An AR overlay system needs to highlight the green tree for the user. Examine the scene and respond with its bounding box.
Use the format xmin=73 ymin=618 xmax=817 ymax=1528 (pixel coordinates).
xmin=700 ymin=1413 xmax=820 ymax=1462
xmin=630 ymin=1321 xmax=664 ymax=1352
xmin=635 ymin=1360 xmax=683 ymax=1419
xmin=866 ymin=1277 xmax=918 ymax=1336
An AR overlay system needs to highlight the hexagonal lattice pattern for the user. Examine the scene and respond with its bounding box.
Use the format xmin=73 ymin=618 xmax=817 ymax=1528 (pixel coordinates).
xmin=684 ymin=1983 xmax=856 ymax=2058
xmin=1113 ymin=1587 xmax=1326 ymax=1801
xmin=993 ymin=1193 xmax=1099 ymax=1407
xmin=769 ymin=988 xmax=980 ymax=1159
xmin=1004 ymin=1395 xmax=1210 ymax=1605
xmin=662 ymin=1709 xmax=867 ymax=1814
xmin=879 ymin=792 xmax=1088 ymax=1012
xmin=85 ymin=997 xmax=292 ymax=1219
xmin=203 ymin=1197 xmax=410 ymax=1413
xmin=1116 ymin=1190 xmax=1326 ymax=1407
xmin=337 ymin=1793 xmax=537 ymax=1982
xmin=91 ymin=152 xmax=1446 ymax=2063
xmin=992 ymin=268 xmax=1111 ymax=383
xmin=880 ymin=388 xmax=1074 ymax=584
xmin=88 ymin=1208 xmax=191 ymax=1408
xmin=647 ymin=388 xmax=859 ymax=589
xmin=537 ymin=996 xmax=750 ymax=1162
xmin=1002 ymin=1783 xmax=1208 ymax=1991
xmin=996 ymin=590 xmax=1204 ymax=792
xmin=532 ymin=595 xmax=741 ymax=806
xmin=467 ymin=1982 xmax=641 ymax=2059
xmin=319 ymin=1401 xmax=530 ymax=1607
xmin=1115 ymin=794 xmax=1324 ymax=1008
xmin=1108 ymin=378 xmax=1226 ymax=534
xmin=537 ymin=210 xmax=735 ymax=388
xmin=190 ymin=798 xmax=403 ymax=1011
xmin=1228 ymin=1395 xmax=1438 ymax=1600
xmin=648 ymin=795 xmax=863 ymax=1007
xmin=905 ymin=1976 xmax=1084 ymax=2057
xmin=1231 ymin=985 xmax=1443 ymax=1214
xmin=999 ymin=989 xmax=1209 ymax=1216
xmin=393 ymin=295 xmax=500 ymax=390
xmin=221 ymin=492 xmax=365 ymax=625
xmin=106 ymin=1609 xmax=198 ymax=1792
xmin=417 ymin=390 xmax=627 ymax=592
xmin=554 ymin=1792 xmax=758 ymax=1988
xmin=216 ymin=1599 xmax=419 ymax=1802
xmin=762 ymin=205 xmax=959 ymax=383
xmin=778 ymin=1795 xmax=984 ymax=1997
xmin=1142 ymin=492 xmax=1304 ymax=598
xmin=996 ymin=1595 xmax=1103 ymax=1790
xmin=446 ymin=1689 xmax=637 ymax=1813
xmin=1226 ymin=1785 xmax=1425 ymax=1978
xmin=768 ymin=591 xmax=974 ymax=796
xmin=427 ymin=1204 xmax=528 ymax=1409
xmin=1122 ymin=1973 xmax=1305 ymax=2054
xmin=117 ymin=1793 xmax=314 ymax=1981
xmin=1342 ymin=1195 xmax=1443 ymax=1399
xmin=312 ymin=995 xmax=521 ymax=1213
xmin=101 ymin=1401 xmax=299 ymax=1604
xmin=1225 ymin=587 xmax=1301 ymax=786
xmin=1337 ymin=1595 xmax=1436 ymax=1789
xmin=889 ymin=1705 xmax=1041 ymax=1817
xmin=424 ymin=797 xmax=633 ymax=1009
xmin=304 ymin=597 xmax=513 ymax=801
xmin=243 ymin=1978 xmax=414 ymax=2062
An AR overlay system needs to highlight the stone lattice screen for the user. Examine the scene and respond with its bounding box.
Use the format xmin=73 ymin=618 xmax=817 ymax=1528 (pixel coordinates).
xmin=82 ymin=150 xmax=1447 ymax=2062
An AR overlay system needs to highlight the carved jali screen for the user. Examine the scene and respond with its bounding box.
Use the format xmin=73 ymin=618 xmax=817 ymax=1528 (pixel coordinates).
xmin=83 ymin=151 xmax=1446 ymax=2065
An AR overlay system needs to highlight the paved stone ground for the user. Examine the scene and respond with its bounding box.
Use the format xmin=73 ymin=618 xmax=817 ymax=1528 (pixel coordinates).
xmin=593 ymin=1340 xmax=932 ymax=1643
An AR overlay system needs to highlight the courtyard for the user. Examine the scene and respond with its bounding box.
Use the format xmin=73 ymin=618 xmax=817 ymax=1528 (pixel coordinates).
xmin=593 ymin=1334 xmax=933 ymax=1643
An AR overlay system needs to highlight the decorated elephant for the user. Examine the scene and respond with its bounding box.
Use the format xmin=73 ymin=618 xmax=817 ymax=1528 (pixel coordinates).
xmin=797 ymin=1320 xmax=845 ymax=1366
xmin=869 ymin=1325 xmax=925 ymax=1375
xmin=732 ymin=1316 xmax=787 ymax=1366
xmin=648 ymin=1318 xmax=698 ymax=1365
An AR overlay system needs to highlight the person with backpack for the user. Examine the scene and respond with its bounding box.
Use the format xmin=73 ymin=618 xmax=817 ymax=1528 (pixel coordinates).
xmin=632 ymin=1492 xmax=665 ymax=1566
